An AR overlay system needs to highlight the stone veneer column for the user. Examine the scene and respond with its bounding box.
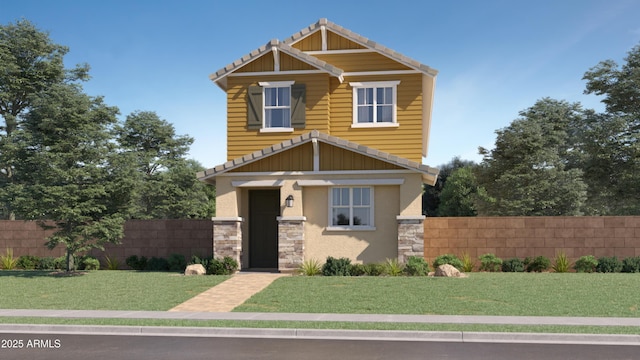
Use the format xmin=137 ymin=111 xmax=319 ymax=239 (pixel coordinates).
xmin=397 ymin=215 xmax=425 ymax=263
xmin=212 ymin=217 xmax=243 ymax=268
xmin=277 ymin=216 xmax=306 ymax=272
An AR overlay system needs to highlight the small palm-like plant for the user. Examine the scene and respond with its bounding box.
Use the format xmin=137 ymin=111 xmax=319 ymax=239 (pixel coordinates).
xmin=461 ymin=252 xmax=475 ymax=272
xmin=552 ymin=251 xmax=571 ymax=273
xmin=0 ymin=248 xmax=19 ymax=270
xmin=104 ymin=255 xmax=120 ymax=270
xmin=383 ymin=258 xmax=405 ymax=276
xmin=298 ymin=258 xmax=322 ymax=276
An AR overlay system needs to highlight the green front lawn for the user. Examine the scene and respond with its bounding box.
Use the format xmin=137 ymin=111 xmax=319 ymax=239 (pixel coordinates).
xmin=0 ymin=271 xmax=230 ymax=311
xmin=235 ymin=273 xmax=640 ymax=317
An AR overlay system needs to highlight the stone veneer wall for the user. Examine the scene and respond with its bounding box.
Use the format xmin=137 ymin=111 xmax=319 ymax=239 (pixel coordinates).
xmin=212 ymin=218 xmax=243 ymax=268
xmin=424 ymin=216 xmax=640 ymax=264
xmin=397 ymin=216 xmax=425 ymax=263
xmin=277 ymin=217 xmax=305 ymax=271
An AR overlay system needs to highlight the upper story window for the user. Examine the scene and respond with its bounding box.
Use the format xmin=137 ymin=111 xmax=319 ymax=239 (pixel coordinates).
xmin=329 ymin=187 xmax=374 ymax=230
xmin=262 ymin=81 xmax=293 ymax=129
xmin=247 ymin=81 xmax=306 ymax=132
xmin=350 ymin=81 xmax=400 ymax=128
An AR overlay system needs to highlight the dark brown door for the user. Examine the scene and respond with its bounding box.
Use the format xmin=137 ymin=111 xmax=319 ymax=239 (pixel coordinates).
xmin=249 ymin=190 xmax=280 ymax=269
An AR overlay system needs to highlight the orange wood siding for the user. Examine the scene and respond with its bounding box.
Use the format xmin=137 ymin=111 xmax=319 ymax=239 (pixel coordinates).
xmin=326 ymin=31 xmax=366 ymax=50
xmin=230 ymin=142 xmax=314 ymax=172
xmin=328 ymin=74 xmax=423 ymax=162
xmin=280 ymin=53 xmax=316 ymax=71
xmin=235 ymin=53 xmax=274 ymax=73
xmin=314 ymin=52 xmax=412 ymax=72
xmin=319 ymin=143 xmax=404 ymax=171
xmin=292 ymin=31 xmax=322 ymax=51
xmin=226 ymin=74 xmax=330 ymax=160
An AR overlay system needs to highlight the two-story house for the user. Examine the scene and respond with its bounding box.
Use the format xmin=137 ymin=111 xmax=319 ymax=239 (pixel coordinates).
xmin=198 ymin=19 xmax=439 ymax=271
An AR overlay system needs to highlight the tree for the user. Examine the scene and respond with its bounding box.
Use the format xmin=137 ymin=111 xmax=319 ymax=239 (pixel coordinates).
xmin=117 ymin=111 xmax=214 ymax=219
xmin=0 ymin=19 xmax=89 ymax=219
xmin=582 ymin=43 xmax=640 ymax=214
xmin=422 ymin=157 xmax=476 ymax=216
xmin=476 ymin=98 xmax=587 ymax=216
xmin=13 ymin=83 xmax=130 ymax=271
xmin=437 ymin=166 xmax=482 ymax=216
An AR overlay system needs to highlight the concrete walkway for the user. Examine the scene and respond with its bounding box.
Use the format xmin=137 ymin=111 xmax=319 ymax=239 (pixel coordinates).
xmin=169 ymin=272 xmax=288 ymax=312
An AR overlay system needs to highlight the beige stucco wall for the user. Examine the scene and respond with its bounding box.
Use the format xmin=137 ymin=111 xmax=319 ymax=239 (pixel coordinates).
xmin=215 ymin=171 xmax=422 ymax=265
xmin=303 ymin=185 xmax=399 ymax=264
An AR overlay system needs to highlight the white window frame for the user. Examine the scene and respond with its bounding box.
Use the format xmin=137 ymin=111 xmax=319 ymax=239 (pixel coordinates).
xmin=327 ymin=186 xmax=375 ymax=231
xmin=350 ymin=81 xmax=400 ymax=128
xmin=259 ymin=81 xmax=295 ymax=133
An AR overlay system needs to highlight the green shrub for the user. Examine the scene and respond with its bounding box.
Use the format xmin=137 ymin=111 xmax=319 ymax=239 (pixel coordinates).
xmin=17 ymin=255 xmax=39 ymax=270
xmin=298 ymin=258 xmax=323 ymax=276
xmin=404 ymin=256 xmax=429 ymax=276
xmin=479 ymin=253 xmax=502 ymax=272
xmin=383 ymin=258 xmax=405 ymax=276
xmin=37 ymin=257 xmax=56 ymax=270
xmin=622 ymin=257 xmax=640 ymax=273
xmin=0 ymin=248 xmax=19 ymax=270
xmin=146 ymin=257 xmax=169 ymax=271
xmin=364 ymin=263 xmax=385 ymax=276
xmin=208 ymin=256 xmax=238 ymax=275
xmin=596 ymin=256 xmax=622 ymax=273
xmin=349 ymin=263 xmax=367 ymax=276
xmin=433 ymin=254 xmax=463 ymax=270
xmin=461 ymin=252 xmax=475 ymax=272
xmin=54 ymin=256 xmax=67 ymax=270
xmin=573 ymin=255 xmax=597 ymax=273
xmin=79 ymin=256 xmax=100 ymax=271
xmin=552 ymin=251 xmax=571 ymax=273
xmin=125 ymin=255 xmax=148 ymax=271
xmin=167 ymin=253 xmax=187 ymax=272
xmin=526 ymin=256 xmax=551 ymax=272
xmin=190 ymin=255 xmax=211 ymax=269
xmin=322 ymin=256 xmax=351 ymax=276
xmin=502 ymin=258 xmax=524 ymax=272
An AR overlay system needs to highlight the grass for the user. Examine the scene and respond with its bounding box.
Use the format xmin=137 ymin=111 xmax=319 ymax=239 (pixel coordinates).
xmin=0 ymin=270 xmax=230 ymax=310
xmin=1 ymin=270 xmax=640 ymax=334
xmin=235 ymin=273 xmax=640 ymax=317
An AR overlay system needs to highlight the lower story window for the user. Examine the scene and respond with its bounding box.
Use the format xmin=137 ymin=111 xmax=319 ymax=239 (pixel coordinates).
xmin=330 ymin=187 xmax=373 ymax=227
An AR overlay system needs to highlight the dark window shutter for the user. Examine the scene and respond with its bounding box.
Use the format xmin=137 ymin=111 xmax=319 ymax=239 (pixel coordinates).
xmin=247 ymin=86 xmax=263 ymax=129
xmin=291 ymin=84 xmax=306 ymax=129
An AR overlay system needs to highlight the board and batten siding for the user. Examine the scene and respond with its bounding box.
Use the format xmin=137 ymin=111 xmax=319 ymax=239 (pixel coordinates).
xmin=226 ymin=74 xmax=330 ymax=161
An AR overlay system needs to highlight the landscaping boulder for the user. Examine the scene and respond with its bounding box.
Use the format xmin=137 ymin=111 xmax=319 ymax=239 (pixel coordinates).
xmin=184 ymin=264 xmax=206 ymax=275
xmin=434 ymin=264 xmax=466 ymax=278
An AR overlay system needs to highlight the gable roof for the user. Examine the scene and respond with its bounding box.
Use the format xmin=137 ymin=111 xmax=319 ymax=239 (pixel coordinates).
xmin=283 ymin=18 xmax=438 ymax=77
xmin=210 ymin=39 xmax=344 ymax=90
xmin=197 ymin=130 xmax=439 ymax=185
xmin=209 ymin=18 xmax=438 ymax=90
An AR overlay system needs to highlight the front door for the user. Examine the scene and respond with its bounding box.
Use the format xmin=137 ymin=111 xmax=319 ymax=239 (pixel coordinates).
xmin=249 ymin=190 xmax=280 ymax=269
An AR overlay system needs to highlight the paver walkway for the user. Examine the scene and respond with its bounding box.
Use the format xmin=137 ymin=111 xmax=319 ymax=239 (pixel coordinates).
xmin=169 ymin=272 xmax=288 ymax=312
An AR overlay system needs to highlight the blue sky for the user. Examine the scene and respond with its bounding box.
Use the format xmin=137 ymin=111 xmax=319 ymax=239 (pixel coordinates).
xmin=2 ymin=0 xmax=640 ymax=169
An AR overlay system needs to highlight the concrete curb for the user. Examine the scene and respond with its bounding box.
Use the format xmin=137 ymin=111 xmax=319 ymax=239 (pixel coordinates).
xmin=1 ymin=324 xmax=639 ymax=345
xmin=1 ymin=309 xmax=640 ymax=326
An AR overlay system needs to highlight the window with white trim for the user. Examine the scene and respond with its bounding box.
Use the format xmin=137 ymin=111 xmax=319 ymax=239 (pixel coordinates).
xmin=330 ymin=187 xmax=373 ymax=227
xmin=260 ymin=81 xmax=293 ymax=128
xmin=351 ymin=81 xmax=400 ymax=126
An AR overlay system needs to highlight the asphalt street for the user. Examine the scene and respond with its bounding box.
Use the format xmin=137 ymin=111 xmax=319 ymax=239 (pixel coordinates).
xmin=1 ymin=332 xmax=639 ymax=360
